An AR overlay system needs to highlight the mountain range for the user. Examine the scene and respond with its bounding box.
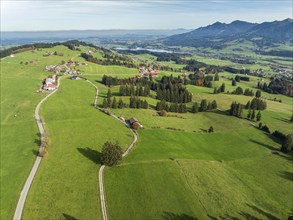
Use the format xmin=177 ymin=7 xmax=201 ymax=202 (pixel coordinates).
xmin=164 ymin=18 xmax=293 ymax=47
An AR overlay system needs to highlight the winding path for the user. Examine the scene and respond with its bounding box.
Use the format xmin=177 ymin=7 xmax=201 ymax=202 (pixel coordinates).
xmin=85 ymin=79 xmax=138 ymax=220
xmin=13 ymin=77 xmax=63 ymax=220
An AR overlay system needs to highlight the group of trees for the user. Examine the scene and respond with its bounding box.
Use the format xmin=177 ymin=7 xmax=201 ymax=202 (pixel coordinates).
xmin=156 ymin=86 xmax=192 ymax=103
xmin=129 ymin=96 xmax=149 ymax=109
xmin=102 ymin=75 xmax=150 ymax=87
xmin=192 ymin=99 xmax=217 ymax=113
xmin=119 ymin=84 xmax=150 ymax=97
xmin=224 ymin=67 xmax=250 ymax=75
xmin=81 ymin=52 xmax=137 ymax=68
xmin=235 ymin=75 xmax=250 ymax=82
xmin=245 ymin=98 xmax=267 ymax=110
xmin=102 ymin=97 xmax=124 ymax=109
xmin=214 ymin=83 xmax=225 ymax=94
xmin=247 ymin=109 xmax=261 ymax=121
xmin=156 ymin=76 xmax=193 ymax=103
xmin=156 ymin=100 xmax=187 ymax=113
xmin=229 ymin=102 xmax=243 ymax=118
xmin=258 ymin=77 xmax=293 ymax=97
xmin=231 ymin=87 xmax=254 ymax=96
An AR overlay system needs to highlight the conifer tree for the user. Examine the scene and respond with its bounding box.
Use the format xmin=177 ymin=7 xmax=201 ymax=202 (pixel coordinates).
xmin=112 ymin=97 xmax=117 ymax=109
xmin=118 ymin=98 xmax=124 ymax=109
xmin=256 ymin=111 xmax=261 ymax=121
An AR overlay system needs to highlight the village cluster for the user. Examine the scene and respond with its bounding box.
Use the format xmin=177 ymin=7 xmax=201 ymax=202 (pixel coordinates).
xmin=42 ymin=60 xmax=87 ymax=91
xmin=139 ymin=67 xmax=158 ymax=78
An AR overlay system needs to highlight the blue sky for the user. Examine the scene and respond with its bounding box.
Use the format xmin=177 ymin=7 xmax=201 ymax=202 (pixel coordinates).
xmin=1 ymin=0 xmax=292 ymax=31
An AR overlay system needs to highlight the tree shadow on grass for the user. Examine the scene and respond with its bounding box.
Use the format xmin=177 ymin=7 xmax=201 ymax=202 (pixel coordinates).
xmin=77 ymin=147 xmax=102 ymax=165
xmin=62 ymin=213 xmax=77 ymax=220
xmin=272 ymin=116 xmax=291 ymax=123
xmin=162 ymin=212 xmax=198 ymax=220
xmin=246 ymin=204 xmax=279 ymax=220
xmin=249 ymin=139 xmax=277 ymax=151
xmin=208 ymin=214 xmax=240 ymax=220
xmin=279 ymin=171 xmax=293 ymax=182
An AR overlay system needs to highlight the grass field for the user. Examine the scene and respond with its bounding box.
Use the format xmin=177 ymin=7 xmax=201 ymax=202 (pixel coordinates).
xmin=1 ymin=44 xmax=292 ymax=220
xmin=105 ymin=125 xmax=293 ymax=219
xmin=22 ymin=79 xmax=133 ymax=219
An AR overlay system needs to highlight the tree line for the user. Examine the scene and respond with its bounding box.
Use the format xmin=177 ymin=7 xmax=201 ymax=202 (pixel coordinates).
xmin=119 ymin=84 xmax=150 ymax=96
xmin=0 ymin=40 xmax=108 ymax=58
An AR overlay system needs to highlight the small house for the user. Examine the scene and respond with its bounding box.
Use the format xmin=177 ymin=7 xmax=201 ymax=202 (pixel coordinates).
xmin=43 ymin=83 xmax=56 ymax=91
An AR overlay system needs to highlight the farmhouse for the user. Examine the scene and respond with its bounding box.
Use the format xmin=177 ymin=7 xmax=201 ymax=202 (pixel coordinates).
xmin=43 ymin=83 xmax=56 ymax=91
xmin=129 ymin=117 xmax=143 ymax=129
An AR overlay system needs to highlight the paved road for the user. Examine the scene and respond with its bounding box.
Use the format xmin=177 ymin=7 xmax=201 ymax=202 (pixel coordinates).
xmin=13 ymin=76 xmax=62 ymax=220
xmin=86 ymin=79 xmax=138 ymax=220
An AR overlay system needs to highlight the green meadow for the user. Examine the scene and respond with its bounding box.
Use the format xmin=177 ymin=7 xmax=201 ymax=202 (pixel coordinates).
xmin=1 ymin=45 xmax=292 ymax=220
xmin=22 ymin=79 xmax=133 ymax=219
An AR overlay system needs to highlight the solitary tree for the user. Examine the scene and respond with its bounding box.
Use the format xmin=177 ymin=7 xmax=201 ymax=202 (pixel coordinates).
xmin=101 ymin=141 xmax=123 ymax=166
xmin=232 ymin=79 xmax=237 ymax=86
xmin=208 ymin=126 xmax=214 ymax=133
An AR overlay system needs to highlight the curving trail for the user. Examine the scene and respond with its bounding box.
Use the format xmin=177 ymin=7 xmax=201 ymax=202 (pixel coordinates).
xmin=85 ymin=79 xmax=138 ymax=220
xmin=13 ymin=76 xmax=63 ymax=220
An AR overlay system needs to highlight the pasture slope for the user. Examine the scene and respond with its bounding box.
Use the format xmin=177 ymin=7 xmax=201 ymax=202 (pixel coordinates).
xmin=22 ymin=78 xmax=133 ymax=219
xmin=1 ymin=45 xmax=292 ymax=220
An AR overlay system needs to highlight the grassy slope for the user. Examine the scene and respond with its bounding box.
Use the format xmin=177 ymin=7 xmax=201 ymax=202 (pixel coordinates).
xmin=1 ymin=45 xmax=292 ymax=219
xmin=105 ymin=127 xmax=292 ymax=219
xmin=22 ymin=79 xmax=133 ymax=219
xmin=0 ymin=46 xmax=81 ymax=219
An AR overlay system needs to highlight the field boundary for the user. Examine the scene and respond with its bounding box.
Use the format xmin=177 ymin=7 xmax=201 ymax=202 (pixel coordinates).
xmin=13 ymin=76 xmax=63 ymax=220
xmin=85 ymin=79 xmax=138 ymax=220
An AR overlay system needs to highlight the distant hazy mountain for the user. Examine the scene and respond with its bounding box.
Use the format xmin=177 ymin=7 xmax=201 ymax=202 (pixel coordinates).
xmin=183 ymin=20 xmax=257 ymax=38
xmin=164 ymin=19 xmax=293 ymax=47
xmin=1 ymin=29 xmax=191 ymax=46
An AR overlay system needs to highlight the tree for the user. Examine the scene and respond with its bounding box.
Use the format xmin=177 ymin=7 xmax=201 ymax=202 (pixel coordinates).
xmin=118 ymin=98 xmax=124 ymax=109
xmin=211 ymin=100 xmax=217 ymax=109
xmin=220 ymin=83 xmax=225 ymax=93
xmin=290 ymin=114 xmax=293 ymax=123
xmin=247 ymin=108 xmax=252 ymax=119
xmin=232 ymin=79 xmax=237 ymax=86
xmin=281 ymin=134 xmax=293 ymax=153
xmin=255 ymin=90 xmax=261 ymax=98
xmin=101 ymin=141 xmax=123 ymax=166
xmin=112 ymin=97 xmax=117 ymax=108
xmin=102 ymin=98 xmax=108 ymax=108
xmin=192 ymin=102 xmax=199 ymax=113
xmin=256 ymin=111 xmax=261 ymax=121
xmin=251 ymin=109 xmax=256 ymax=121
xmin=107 ymin=89 xmax=112 ymax=98
xmin=214 ymin=73 xmax=219 ymax=81
xmin=208 ymin=126 xmax=214 ymax=133
xmin=199 ymin=99 xmax=208 ymax=112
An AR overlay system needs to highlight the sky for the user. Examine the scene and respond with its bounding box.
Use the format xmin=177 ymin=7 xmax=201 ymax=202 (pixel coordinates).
xmin=1 ymin=0 xmax=292 ymax=31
